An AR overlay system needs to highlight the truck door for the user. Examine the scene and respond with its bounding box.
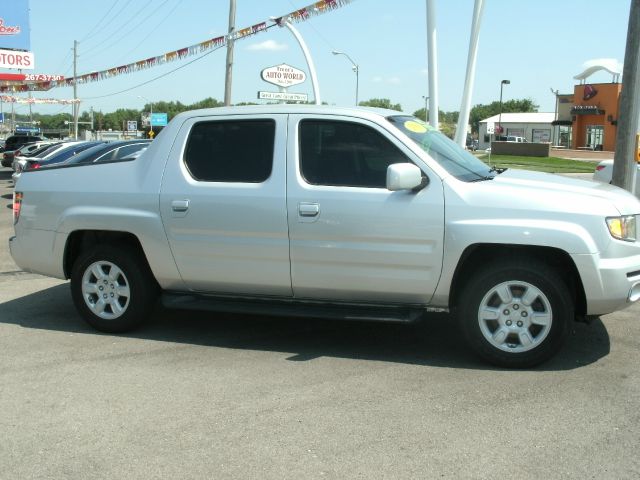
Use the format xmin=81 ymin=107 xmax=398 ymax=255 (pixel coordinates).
xmin=286 ymin=114 xmax=445 ymax=304
xmin=159 ymin=113 xmax=292 ymax=296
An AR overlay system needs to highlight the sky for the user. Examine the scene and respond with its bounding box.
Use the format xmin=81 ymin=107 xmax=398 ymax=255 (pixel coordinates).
xmin=0 ymin=0 xmax=633 ymax=119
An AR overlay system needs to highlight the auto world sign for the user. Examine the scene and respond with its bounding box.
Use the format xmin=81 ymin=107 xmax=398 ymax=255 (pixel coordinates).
xmin=261 ymin=63 xmax=306 ymax=87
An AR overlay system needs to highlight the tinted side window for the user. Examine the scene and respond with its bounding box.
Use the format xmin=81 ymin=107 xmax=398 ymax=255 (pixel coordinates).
xmin=185 ymin=120 xmax=275 ymax=182
xmin=299 ymin=120 xmax=410 ymax=188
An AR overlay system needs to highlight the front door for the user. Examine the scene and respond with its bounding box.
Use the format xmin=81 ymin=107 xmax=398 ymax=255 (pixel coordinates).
xmin=285 ymin=114 xmax=445 ymax=304
xmin=586 ymin=125 xmax=604 ymax=149
xmin=159 ymin=114 xmax=292 ymax=296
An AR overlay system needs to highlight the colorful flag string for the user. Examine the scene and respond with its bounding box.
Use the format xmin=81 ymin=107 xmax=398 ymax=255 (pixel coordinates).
xmin=0 ymin=0 xmax=353 ymax=94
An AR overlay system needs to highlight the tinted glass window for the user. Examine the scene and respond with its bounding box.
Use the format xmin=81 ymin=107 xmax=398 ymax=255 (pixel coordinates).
xmin=299 ymin=120 xmax=410 ymax=188
xmin=184 ymin=120 xmax=275 ymax=182
xmin=387 ymin=115 xmax=493 ymax=182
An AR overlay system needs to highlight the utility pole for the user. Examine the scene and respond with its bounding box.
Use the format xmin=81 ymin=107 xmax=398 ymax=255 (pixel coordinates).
xmin=612 ymin=0 xmax=640 ymax=194
xmin=73 ymin=40 xmax=79 ymax=139
xmin=224 ymin=0 xmax=236 ymax=106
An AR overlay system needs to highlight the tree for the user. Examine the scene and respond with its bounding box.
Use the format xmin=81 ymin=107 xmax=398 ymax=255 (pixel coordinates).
xmin=358 ymin=98 xmax=402 ymax=111
xmin=412 ymin=108 xmax=459 ymax=124
xmin=469 ymin=98 xmax=538 ymax=133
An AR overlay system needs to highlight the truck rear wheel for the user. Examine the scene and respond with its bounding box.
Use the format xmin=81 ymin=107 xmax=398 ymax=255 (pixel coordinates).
xmin=458 ymin=260 xmax=571 ymax=368
xmin=70 ymin=244 xmax=158 ymax=333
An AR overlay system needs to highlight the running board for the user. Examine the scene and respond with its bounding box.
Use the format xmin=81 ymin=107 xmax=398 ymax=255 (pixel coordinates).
xmin=161 ymin=292 xmax=429 ymax=324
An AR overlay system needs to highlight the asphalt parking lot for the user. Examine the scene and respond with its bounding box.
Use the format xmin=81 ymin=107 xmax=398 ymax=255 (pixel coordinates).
xmin=1 ymin=166 xmax=639 ymax=479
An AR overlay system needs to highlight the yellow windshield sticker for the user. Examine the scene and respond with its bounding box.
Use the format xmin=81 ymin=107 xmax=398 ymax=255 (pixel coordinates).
xmin=404 ymin=120 xmax=428 ymax=133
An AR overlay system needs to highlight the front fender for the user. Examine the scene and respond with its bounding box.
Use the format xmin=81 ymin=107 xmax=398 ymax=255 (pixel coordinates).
xmin=430 ymin=218 xmax=608 ymax=307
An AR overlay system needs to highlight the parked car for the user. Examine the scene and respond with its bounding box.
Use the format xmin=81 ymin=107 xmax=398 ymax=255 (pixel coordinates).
xmin=593 ymin=159 xmax=640 ymax=197
xmin=506 ymin=136 xmax=528 ymax=143
xmin=54 ymin=140 xmax=151 ymax=167
xmin=13 ymin=141 xmax=105 ymax=182
xmin=2 ymin=141 xmax=56 ymax=167
xmin=9 ymin=105 xmax=640 ymax=368
xmin=3 ymin=134 xmax=44 ymax=152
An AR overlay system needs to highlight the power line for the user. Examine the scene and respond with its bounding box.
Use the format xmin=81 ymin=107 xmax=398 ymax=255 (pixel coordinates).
xmin=79 ymin=0 xmax=123 ymax=43
xmin=114 ymin=0 xmax=181 ymax=64
xmin=80 ymin=0 xmax=134 ymax=52
xmin=52 ymin=49 xmax=72 ymax=76
xmin=89 ymin=0 xmax=173 ymax=61
xmin=84 ymin=23 xmax=277 ymax=100
xmin=82 ymin=45 xmax=225 ymax=100
xmin=286 ymin=0 xmax=337 ymax=50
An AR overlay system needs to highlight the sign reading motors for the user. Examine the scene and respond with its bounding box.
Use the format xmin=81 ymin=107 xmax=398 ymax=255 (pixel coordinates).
xmin=0 ymin=48 xmax=34 ymax=69
xmin=261 ymin=63 xmax=306 ymax=88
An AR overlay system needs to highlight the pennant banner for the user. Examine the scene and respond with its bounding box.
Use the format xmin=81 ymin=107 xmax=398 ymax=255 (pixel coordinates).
xmin=0 ymin=95 xmax=80 ymax=104
xmin=0 ymin=0 xmax=353 ymax=93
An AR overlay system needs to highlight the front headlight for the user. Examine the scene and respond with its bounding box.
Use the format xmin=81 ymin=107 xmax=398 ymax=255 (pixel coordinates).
xmin=606 ymin=215 xmax=636 ymax=242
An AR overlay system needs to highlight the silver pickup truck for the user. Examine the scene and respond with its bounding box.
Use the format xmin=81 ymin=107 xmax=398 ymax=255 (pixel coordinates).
xmin=9 ymin=105 xmax=640 ymax=367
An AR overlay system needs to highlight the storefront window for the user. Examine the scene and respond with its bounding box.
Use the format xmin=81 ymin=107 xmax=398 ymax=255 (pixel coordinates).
xmin=586 ymin=125 xmax=604 ymax=150
xmin=558 ymin=126 xmax=572 ymax=148
xmin=507 ymin=128 xmax=524 ymax=138
xmin=532 ymin=129 xmax=551 ymax=143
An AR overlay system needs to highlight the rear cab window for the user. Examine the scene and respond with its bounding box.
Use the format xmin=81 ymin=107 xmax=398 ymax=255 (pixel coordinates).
xmin=184 ymin=119 xmax=275 ymax=183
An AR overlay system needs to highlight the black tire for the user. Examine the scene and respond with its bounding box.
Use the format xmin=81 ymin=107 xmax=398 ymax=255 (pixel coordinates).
xmin=457 ymin=260 xmax=572 ymax=368
xmin=71 ymin=244 xmax=158 ymax=333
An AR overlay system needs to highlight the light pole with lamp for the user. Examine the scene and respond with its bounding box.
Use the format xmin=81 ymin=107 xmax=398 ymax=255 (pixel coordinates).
xmin=422 ymin=95 xmax=430 ymax=122
xmin=138 ymin=95 xmax=153 ymax=138
xmin=498 ymin=79 xmax=510 ymax=139
xmin=550 ymin=87 xmax=559 ymax=146
xmin=332 ymin=50 xmax=359 ymax=106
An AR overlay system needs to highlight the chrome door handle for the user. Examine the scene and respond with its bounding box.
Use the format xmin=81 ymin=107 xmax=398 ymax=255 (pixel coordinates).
xmin=298 ymin=202 xmax=319 ymax=217
xmin=171 ymin=200 xmax=190 ymax=212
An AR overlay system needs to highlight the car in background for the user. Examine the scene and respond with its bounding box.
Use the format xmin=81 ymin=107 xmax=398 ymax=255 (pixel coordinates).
xmin=506 ymin=136 xmax=528 ymax=143
xmin=13 ymin=141 xmax=106 ymax=182
xmin=12 ymin=141 xmax=83 ymax=173
xmin=50 ymin=140 xmax=151 ymax=167
xmin=593 ymin=159 xmax=640 ymax=197
xmin=2 ymin=134 xmax=44 ymax=153
xmin=2 ymin=140 xmax=57 ymax=167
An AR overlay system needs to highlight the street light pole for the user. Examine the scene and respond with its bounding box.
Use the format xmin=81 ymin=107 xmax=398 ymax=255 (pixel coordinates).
xmin=332 ymin=50 xmax=359 ymax=106
xmin=498 ymin=79 xmax=510 ymax=138
xmin=422 ymin=95 xmax=429 ymax=122
xmin=550 ymin=87 xmax=559 ymax=146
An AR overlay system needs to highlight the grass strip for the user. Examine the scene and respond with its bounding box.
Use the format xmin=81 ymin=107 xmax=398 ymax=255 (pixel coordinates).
xmin=477 ymin=154 xmax=596 ymax=173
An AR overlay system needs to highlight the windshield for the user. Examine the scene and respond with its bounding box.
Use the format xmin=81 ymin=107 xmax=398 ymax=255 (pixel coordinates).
xmin=387 ymin=115 xmax=493 ymax=182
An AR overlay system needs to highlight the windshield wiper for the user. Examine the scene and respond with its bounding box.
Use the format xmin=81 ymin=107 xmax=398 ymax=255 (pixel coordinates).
xmin=488 ymin=165 xmax=508 ymax=174
xmin=469 ymin=175 xmax=495 ymax=182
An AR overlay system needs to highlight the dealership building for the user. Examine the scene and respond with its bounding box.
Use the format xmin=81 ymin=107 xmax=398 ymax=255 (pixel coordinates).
xmin=478 ymin=59 xmax=623 ymax=152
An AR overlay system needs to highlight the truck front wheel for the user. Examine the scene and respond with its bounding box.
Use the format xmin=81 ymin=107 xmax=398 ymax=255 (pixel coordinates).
xmin=458 ymin=261 xmax=571 ymax=368
xmin=70 ymin=244 xmax=158 ymax=333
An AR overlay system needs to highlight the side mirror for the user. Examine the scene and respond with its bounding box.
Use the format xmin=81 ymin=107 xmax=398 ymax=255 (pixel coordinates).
xmin=386 ymin=163 xmax=425 ymax=191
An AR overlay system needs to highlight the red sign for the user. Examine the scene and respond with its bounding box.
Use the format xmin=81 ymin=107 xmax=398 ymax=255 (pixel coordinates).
xmin=0 ymin=18 xmax=21 ymax=35
xmin=0 ymin=73 xmax=63 ymax=82
xmin=0 ymin=73 xmax=25 ymax=81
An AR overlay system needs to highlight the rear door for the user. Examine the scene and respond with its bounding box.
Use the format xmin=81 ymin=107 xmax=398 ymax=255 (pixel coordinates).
xmin=286 ymin=114 xmax=445 ymax=304
xmin=159 ymin=113 xmax=292 ymax=296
